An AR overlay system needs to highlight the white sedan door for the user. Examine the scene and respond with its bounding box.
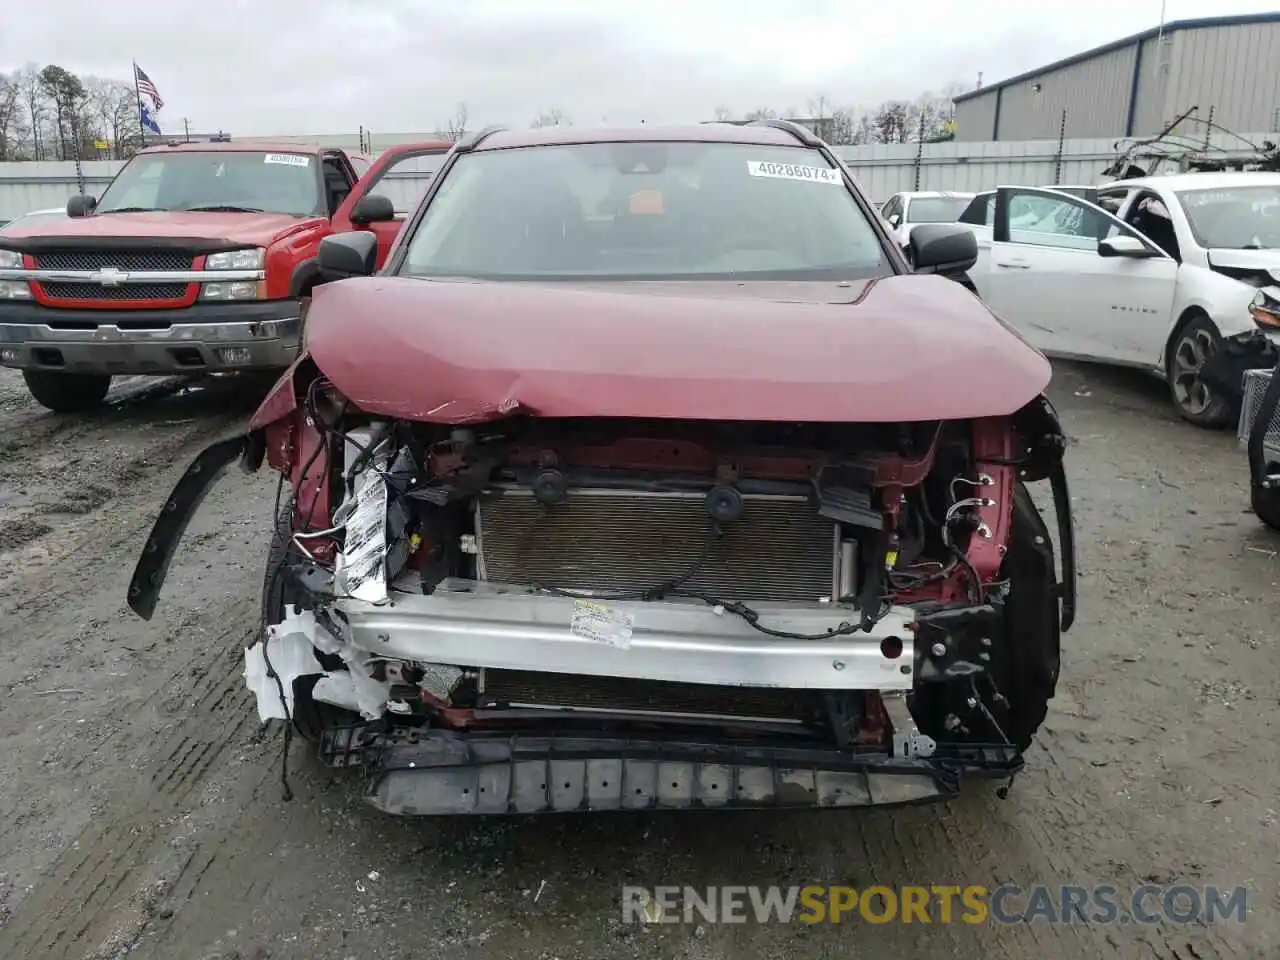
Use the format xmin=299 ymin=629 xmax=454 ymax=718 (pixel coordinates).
xmin=973 ymin=187 xmax=1178 ymax=364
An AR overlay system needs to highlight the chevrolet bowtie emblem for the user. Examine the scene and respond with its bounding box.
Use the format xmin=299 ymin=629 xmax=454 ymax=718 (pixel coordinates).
xmin=93 ymin=267 xmax=128 ymax=286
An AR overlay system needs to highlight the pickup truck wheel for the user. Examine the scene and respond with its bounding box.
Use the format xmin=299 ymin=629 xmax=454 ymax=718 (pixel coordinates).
xmin=1252 ymin=480 xmax=1280 ymax=531
xmin=262 ymin=504 xmax=359 ymax=744
xmin=1166 ymin=314 xmax=1233 ymax=428
xmin=22 ymin=370 xmax=111 ymax=413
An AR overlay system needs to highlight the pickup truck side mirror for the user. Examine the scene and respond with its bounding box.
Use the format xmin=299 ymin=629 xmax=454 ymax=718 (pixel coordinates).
xmin=348 ymin=194 xmax=396 ymax=226
xmin=66 ymin=194 xmax=97 ymax=218
xmin=1098 ymin=235 xmax=1160 ymax=259
xmin=318 ymin=232 xmax=378 ymax=279
xmin=909 ymin=223 xmax=978 ymax=276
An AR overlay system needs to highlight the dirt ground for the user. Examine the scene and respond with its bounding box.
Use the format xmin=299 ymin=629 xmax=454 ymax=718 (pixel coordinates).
xmin=0 ymin=361 xmax=1276 ymax=960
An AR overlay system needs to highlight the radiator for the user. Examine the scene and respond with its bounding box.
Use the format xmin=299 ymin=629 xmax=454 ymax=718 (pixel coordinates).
xmin=475 ymin=487 xmax=838 ymax=603
xmin=1237 ymin=368 xmax=1280 ymax=457
xmin=480 ymin=669 xmax=819 ymax=722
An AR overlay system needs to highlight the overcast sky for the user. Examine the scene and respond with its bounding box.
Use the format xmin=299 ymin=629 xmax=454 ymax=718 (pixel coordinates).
xmin=3 ymin=0 xmax=1277 ymax=135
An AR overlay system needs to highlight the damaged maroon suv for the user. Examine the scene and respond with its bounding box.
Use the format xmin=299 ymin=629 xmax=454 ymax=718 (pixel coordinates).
xmin=128 ymin=121 xmax=1076 ymax=815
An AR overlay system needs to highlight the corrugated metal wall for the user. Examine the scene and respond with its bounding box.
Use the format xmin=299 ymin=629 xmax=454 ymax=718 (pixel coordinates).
xmin=0 ymin=131 xmax=1271 ymax=217
xmin=953 ymin=93 xmax=1000 ymax=142
xmin=953 ymin=20 xmax=1280 ymax=144
xmin=990 ymin=43 xmax=1137 ymax=141
xmin=1162 ymin=22 xmax=1280 ymax=134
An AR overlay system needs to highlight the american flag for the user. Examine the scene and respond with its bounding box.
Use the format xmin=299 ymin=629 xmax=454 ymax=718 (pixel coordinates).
xmin=134 ymin=63 xmax=164 ymax=112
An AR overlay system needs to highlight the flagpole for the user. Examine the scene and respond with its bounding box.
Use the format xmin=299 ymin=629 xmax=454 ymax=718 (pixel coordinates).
xmin=133 ymin=60 xmax=145 ymax=149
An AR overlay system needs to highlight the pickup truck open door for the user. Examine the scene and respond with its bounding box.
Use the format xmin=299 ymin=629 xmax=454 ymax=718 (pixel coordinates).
xmin=331 ymin=141 xmax=455 ymax=269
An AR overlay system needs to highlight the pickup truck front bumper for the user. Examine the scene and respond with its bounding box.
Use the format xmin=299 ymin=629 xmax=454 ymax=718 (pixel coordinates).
xmin=0 ymin=300 xmax=301 ymax=376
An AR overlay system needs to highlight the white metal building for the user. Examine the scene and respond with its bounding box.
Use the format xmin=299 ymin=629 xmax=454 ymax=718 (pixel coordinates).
xmin=952 ymin=13 xmax=1280 ymax=142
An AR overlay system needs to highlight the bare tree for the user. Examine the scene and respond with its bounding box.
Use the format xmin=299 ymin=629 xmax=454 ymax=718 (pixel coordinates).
xmin=712 ymin=105 xmax=734 ymax=122
xmin=436 ymin=102 xmax=469 ymax=142
xmin=84 ymin=77 xmax=140 ymax=158
xmin=0 ymin=72 xmax=28 ymax=161
xmin=743 ymin=107 xmax=778 ymax=121
xmin=17 ymin=66 xmax=48 ymax=160
xmin=530 ymin=108 xmax=570 ymax=128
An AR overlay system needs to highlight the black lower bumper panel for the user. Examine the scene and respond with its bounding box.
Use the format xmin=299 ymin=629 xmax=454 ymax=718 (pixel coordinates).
xmin=320 ymin=726 xmax=1023 ymax=816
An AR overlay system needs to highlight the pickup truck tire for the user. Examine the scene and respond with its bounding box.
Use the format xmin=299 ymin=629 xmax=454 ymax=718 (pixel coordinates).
xmin=1166 ymin=314 xmax=1233 ymax=428
xmin=262 ymin=503 xmax=359 ymax=744
xmin=22 ymin=370 xmax=111 ymax=413
xmin=1252 ymin=481 xmax=1280 ymax=532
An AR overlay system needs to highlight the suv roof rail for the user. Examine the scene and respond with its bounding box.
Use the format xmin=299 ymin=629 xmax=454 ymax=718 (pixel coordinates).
xmin=747 ymin=118 xmax=821 ymax=147
xmin=456 ymin=125 xmax=508 ymax=153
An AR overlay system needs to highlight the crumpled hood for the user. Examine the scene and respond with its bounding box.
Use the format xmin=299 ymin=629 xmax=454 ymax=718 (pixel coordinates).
xmin=1207 ymin=248 xmax=1280 ymax=284
xmin=293 ymin=273 xmax=1052 ymax=425
xmin=0 ymin=210 xmax=318 ymax=248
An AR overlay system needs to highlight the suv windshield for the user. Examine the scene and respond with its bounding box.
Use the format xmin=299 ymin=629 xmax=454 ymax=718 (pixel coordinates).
xmin=1175 ymin=184 xmax=1280 ymax=250
xmin=906 ymin=197 xmax=970 ymax=223
xmin=96 ymin=151 xmax=320 ymax=217
xmin=398 ymin=141 xmax=887 ymax=281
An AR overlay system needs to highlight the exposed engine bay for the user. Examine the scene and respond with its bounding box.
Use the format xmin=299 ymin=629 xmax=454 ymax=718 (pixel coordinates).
xmin=121 ymin=365 xmax=1077 ymax=815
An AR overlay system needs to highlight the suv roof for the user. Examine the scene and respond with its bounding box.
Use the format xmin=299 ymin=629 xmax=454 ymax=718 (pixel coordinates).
xmin=472 ymin=123 xmax=815 ymax=152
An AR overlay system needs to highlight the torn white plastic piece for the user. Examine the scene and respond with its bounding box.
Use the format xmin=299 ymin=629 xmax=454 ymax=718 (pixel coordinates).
xmin=335 ymin=426 xmax=391 ymax=604
xmin=244 ymin=631 xmax=324 ymax=723
xmin=257 ymin=605 xmax=393 ymax=721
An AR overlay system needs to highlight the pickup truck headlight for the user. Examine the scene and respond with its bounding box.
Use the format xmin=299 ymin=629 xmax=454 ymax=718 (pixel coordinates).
xmin=205 ymin=248 xmax=265 ymax=271
xmin=201 ymin=280 xmax=264 ymax=301
xmin=0 ymin=250 xmax=23 ymax=269
xmin=0 ymin=280 xmax=32 ymax=299
xmin=1250 ymin=290 xmax=1280 ymax=330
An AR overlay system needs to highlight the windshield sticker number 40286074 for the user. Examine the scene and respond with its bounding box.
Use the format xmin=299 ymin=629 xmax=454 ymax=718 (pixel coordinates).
xmin=747 ymin=161 xmax=844 ymax=184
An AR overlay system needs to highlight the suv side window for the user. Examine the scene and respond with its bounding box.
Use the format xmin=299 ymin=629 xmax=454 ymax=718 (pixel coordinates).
xmin=881 ymin=195 xmax=902 ymax=224
xmin=1122 ymin=190 xmax=1181 ymax=261
xmin=959 ymin=193 xmax=993 ymax=225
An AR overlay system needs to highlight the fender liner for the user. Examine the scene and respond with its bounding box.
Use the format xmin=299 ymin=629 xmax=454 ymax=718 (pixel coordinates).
xmin=126 ymin=433 xmax=264 ymax=620
xmin=289 ymin=258 xmax=322 ymax=297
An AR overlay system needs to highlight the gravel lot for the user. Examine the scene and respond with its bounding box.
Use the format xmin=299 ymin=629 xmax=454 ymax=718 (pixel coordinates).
xmin=0 ymin=361 xmax=1276 ymax=960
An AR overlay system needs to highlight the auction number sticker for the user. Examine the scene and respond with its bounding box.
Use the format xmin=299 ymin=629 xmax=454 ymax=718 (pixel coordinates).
xmin=747 ymin=160 xmax=843 ymax=184
xmin=264 ymin=153 xmax=312 ymax=166
xmin=570 ymin=599 xmax=635 ymax=649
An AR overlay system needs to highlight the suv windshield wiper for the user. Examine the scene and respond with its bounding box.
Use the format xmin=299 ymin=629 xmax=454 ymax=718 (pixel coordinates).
xmin=98 ymin=206 xmax=162 ymax=214
xmin=182 ymin=204 xmax=267 ymax=213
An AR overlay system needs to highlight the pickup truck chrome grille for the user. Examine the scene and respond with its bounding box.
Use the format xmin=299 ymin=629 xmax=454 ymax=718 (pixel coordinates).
xmin=33 ymin=250 xmax=195 ymax=272
xmin=1239 ymin=367 xmax=1280 ymax=455
xmin=476 ymin=487 xmax=838 ymax=603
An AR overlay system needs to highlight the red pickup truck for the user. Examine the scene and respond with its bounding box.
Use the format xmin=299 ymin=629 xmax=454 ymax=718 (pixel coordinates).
xmin=0 ymin=138 xmax=452 ymax=412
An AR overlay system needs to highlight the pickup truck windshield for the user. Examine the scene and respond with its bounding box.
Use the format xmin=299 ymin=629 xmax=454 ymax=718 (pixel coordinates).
xmin=399 ymin=141 xmax=887 ymax=281
xmin=1175 ymin=184 xmax=1280 ymax=250
xmin=96 ymin=151 xmax=320 ymax=217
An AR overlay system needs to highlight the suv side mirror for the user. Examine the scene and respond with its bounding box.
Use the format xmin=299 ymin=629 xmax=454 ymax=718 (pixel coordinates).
xmin=887 ymin=213 xmax=901 ymax=228
xmin=348 ymin=194 xmax=396 ymax=226
xmin=318 ymin=232 xmax=378 ymax=279
xmin=1098 ymin=235 xmax=1158 ymax=258
xmin=909 ymin=223 xmax=978 ymax=276
xmin=66 ymin=194 xmax=97 ymax=218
